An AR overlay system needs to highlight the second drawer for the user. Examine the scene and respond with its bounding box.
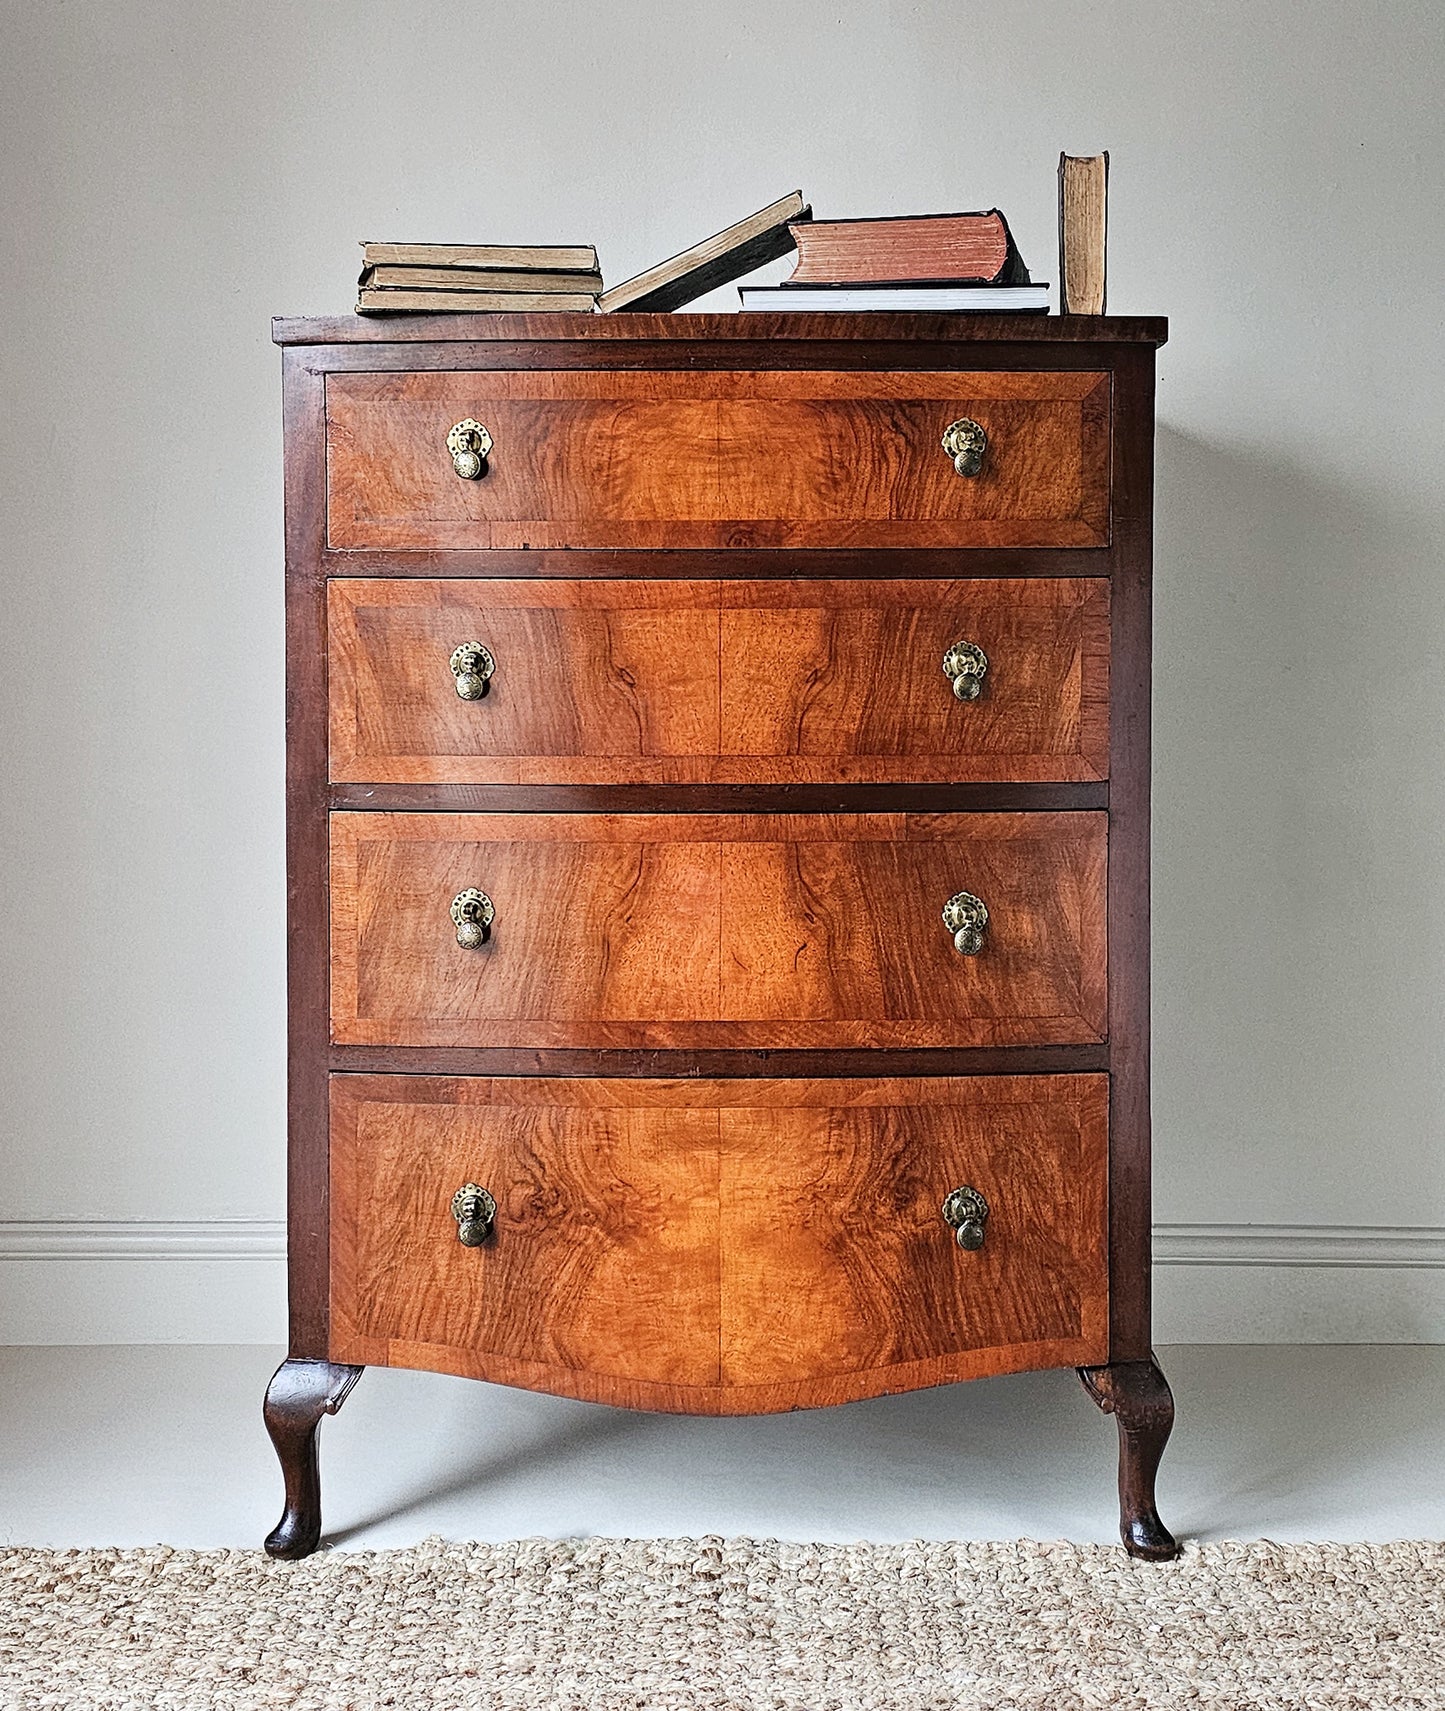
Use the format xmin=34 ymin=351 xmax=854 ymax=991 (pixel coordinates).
xmin=328 ymin=577 xmax=1110 ymax=785
xmin=330 ymin=810 xmax=1107 ymax=1049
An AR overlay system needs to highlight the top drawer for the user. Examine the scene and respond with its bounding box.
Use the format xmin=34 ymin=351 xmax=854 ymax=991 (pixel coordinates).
xmin=325 ymin=370 xmax=1111 ymax=552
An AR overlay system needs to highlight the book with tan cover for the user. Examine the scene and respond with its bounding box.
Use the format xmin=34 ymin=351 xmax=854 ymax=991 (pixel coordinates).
xmin=361 ymin=241 xmax=598 ymax=271
xmin=356 ymin=288 xmax=598 ymax=314
xmin=598 ymin=192 xmax=810 ymax=313
xmin=1058 ymin=154 xmax=1108 ymax=314
xmin=361 ymin=265 xmax=604 ymax=294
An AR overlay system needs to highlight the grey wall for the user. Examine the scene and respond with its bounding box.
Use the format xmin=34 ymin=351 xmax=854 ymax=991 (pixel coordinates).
xmin=2 ymin=0 xmax=1443 ymax=1340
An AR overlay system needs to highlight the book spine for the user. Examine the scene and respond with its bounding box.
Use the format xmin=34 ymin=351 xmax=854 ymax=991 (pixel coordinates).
xmin=360 ymin=244 xmax=599 ymax=271
xmin=361 ymin=266 xmax=605 ymax=293
xmin=1058 ymin=153 xmax=1108 ymax=314
xmin=357 ymin=290 xmax=599 ymax=313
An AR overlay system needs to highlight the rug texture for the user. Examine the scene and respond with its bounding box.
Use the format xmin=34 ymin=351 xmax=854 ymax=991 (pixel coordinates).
xmin=2 ymin=1536 xmax=1442 ymax=1710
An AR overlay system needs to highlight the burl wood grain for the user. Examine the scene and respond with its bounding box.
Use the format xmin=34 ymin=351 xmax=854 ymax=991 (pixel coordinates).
xmin=328 ymin=811 xmax=1107 ymax=1049
xmin=327 ymin=579 xmax=719 ymax=785
xmin=718 ymin=579 xmax=1108 ymax=783
xmin=330 ymin=1076 xmax=720 ymax=1387
xmin=719 ymin=1074 xmax=1110 ymax=1393
xmin=324 ymin=370 xmax=1111 ymax=550
xmin=328 ymin=1074 xmax=1110 ymax=1411
xmin=328 ymin=578 xmax=1109 ymax=786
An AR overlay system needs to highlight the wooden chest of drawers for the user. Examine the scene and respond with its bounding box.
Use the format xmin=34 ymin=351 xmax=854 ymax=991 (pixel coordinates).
xmin=264 ymin=310 xmax=1176 ymax=1560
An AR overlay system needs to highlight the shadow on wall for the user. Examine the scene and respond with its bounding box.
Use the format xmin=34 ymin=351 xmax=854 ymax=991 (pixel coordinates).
xmin=1151 ymin=424 xmax=1445 ymax=1225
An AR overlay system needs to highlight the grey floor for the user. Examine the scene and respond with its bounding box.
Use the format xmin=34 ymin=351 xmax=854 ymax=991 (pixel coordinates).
xmin=1 ymin=1345 xmax=1440 ymax=1550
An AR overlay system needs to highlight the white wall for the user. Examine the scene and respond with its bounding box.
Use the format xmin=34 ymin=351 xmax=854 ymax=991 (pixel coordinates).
xmin=2 ymin=0 xmax=1443 ymax=1343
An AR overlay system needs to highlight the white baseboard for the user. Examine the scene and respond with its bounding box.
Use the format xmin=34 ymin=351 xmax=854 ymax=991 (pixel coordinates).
xmin=0 ymin=1221 xmax=287 ymax=1344
xmin=1152 ymin=1224 xmax=1445 ymax=1344
xmin=2 ymin=1219 xmax=1443 ymax=1345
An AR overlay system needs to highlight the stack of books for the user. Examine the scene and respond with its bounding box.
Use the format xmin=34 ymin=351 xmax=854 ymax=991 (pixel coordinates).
xmin=355 ymin=242 xmax=602 ymax=314
xmin=738 ymin=210 xmax=1050 ymax=313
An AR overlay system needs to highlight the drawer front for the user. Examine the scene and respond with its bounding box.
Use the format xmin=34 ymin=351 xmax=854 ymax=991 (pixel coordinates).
xmin=325 ymin=370 xmax=1110 ymax=551
xmin=328 ymin=577 xmax=1109 ymax=785
xmin=329 ymin=1074 xmax=1110 ymax=1411
xmin=329 ymin=811 xmax=1107 ymax=1049
xmin=329 ymin=1074 xmax=721 ymax=1392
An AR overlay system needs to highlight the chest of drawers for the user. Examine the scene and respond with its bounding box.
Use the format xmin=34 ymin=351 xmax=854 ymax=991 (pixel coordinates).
xmin=263 ymin=310 xmax=1175 ymax=1560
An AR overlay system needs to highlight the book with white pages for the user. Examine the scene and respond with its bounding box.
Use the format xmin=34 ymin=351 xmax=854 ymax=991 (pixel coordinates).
xmin=739 ymin=283 xmax=1051 ymax=312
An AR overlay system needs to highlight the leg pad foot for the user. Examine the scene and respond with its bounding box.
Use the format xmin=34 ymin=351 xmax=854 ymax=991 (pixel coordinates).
xmin=262 ymin=1358 xmax=362 ymax=1559
xmin=1078 ymin=1357 xmax=1180 ymax=1561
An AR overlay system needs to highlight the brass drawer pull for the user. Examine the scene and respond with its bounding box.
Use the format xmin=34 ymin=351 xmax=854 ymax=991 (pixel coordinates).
xmin=942 ymin=639 xmax=989 ymax=701
xmin=941 ymin=417 xmax=988 ymax=478
xmin=450 ymin=888 xmax=495 ymax=949
xmin=942 ymin=1185 xmax=989 ymax=1251
xmin=942 ymin=890 xmax=989 ymax=955
xmin=451 ymin=1183 xmax=496 ymax=1247
xmin=447 ymin=418 xmax=493 ymax=479
xmin=450 ymin=642 xmax=495 ymax=701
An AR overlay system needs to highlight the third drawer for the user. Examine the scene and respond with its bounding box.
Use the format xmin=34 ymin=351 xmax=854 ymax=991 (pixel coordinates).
xmin=330 ymin=810 xmax=1107 ymax=1050
xmin=328 ymin=577 xmax=1110 ymax=785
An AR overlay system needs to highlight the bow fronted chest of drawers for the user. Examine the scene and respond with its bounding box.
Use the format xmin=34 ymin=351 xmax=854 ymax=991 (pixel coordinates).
xmin=264 ymin=310 xmax=1175 ymax=1558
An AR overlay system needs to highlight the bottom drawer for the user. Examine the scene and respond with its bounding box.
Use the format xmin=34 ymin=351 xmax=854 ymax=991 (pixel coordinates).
xmin=329 ymin=1073 xmax=1109 ymax=1413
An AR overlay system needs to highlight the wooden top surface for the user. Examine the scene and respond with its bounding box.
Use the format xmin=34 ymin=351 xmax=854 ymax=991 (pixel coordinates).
xmin=272 ymin=310 xmax=1167 ymax=347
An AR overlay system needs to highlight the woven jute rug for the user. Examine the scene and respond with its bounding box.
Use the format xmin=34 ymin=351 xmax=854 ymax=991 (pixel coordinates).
xmin=2 ymin=1536 xmax=1442 ymax=1710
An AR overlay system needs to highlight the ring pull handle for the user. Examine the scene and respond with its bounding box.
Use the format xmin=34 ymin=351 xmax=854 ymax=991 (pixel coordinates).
xmin=447 ymin=418 xmax=493 ymax=479
xmin=942 ymin=890 xmax=989 ymax=956
xmin=942 ymin=639 xmax=989 ymax=702
xmin=451 ymin=1183 xmax=497 ymax=1247
xmin=941 ymin=417 xmax=988 ymax=478
xmin=450 ymin=888 xmax=495 ymax=949
xmin=942 ymin=1186 xmax=989 ymax=1252
xmin=450 ymin=643 xmax=495 ymax=701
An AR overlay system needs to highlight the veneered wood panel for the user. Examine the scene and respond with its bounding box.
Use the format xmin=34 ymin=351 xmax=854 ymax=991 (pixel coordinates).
xmin=328 ymin=578 xmax=1109 ymax=786
xmin=329 ymin=812 xmax=1107 ymax=1049
xmin=718 ymin=578 xmax=1109 ymax=783
xmin=328 ymin=579 xmax=721 ymax=784
xmin=329 ymin=1076 xmax=720 ymax=1386
xmin=325 ymin=370 xmax=1110 ymax=550
xmin=328 ymin=1074 xmax=1109 ymax=1411
xmin=719 ymin=1074 xmax=1109 ymax=1388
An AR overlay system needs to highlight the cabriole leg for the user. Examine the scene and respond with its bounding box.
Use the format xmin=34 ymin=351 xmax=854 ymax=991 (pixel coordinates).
xmin=1078 ymin=1356 xmax=1179 ymax=1560
xmin=262 ymin=1358 xmax=363 ymax=1559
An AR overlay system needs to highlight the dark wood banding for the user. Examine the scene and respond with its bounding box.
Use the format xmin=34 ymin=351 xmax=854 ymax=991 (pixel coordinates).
xmin=328 ymin=1044 xmax=1111 ymax=1078
xmin=328 ymin=782 xmax=1110 ymax=814
xmin=274 ymin=311 xmax=1169 ymax=346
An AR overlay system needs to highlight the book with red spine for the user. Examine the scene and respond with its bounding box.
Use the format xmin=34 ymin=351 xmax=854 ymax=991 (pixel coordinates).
xmin=785 ymin=209 xmax=1030 ymax=288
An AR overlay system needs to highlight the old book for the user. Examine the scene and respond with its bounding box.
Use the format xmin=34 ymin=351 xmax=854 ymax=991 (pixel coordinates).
xmin=356 ymin=288 xmax=598 ymax=314
xmin=786 ymin=210 xmax=1029 ymax=287
xmin=361 ymin=265 xmax=604 ymax=293
xmin=360 ymin=241 xmax=599 ymax=271
xmin=1058 ymin=154 xmax=1108 ymax=314
xmin=598 ymin=191 xmax=810 ymax=313
xmin=740 ymin=283 xmax=1049 ymax=313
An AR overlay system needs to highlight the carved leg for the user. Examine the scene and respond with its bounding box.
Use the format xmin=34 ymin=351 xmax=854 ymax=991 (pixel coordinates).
xmin=262 ymin=1358 xmax=363 ymax=1559
xmin=1078 ymin=1357 xmax=1179 ymax=1560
